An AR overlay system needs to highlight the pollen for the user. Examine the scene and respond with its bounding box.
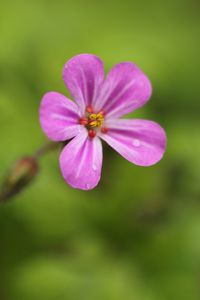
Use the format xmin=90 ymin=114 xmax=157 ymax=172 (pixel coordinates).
xmin=88 ymin=112 xmax=104 ymax=128
xmin=79 ymin=107 xmax=107 ymax=138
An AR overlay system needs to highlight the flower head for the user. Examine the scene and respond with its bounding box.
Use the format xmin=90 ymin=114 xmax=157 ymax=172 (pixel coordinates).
xmin=39 ymin=54 xmax=167 ymax=190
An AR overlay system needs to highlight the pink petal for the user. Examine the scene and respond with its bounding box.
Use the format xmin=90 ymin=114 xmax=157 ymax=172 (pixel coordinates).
xmin=39 ymin=92 xmax=82 ymax=141
xmin=99 ymin=119 xmax=166 ymax=166
xmin=94 ymin=62 xmax=152 ymax=118
xmin=63 ymin=54 xmax=104 ymax=114
xmin=59 ymin=128 xmax=103 ymax=190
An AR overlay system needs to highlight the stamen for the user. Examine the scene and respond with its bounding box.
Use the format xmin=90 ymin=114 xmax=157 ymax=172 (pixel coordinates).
xmin=79 ymin=117 xmax=88 ymax=125
xmin=80 ymin=107 xmax=106 ymax=133
xmin=86 ymin=106 xmax=93 ymax=113
xmin=88 ymin=129 xmax=96 ymax=138
xmin=89 ymin=121 xmax=98 ymax=127
xmin=88 ymin=112 xmax=104 ymax=127
xmin=98 ymin=110 xmax=105 ymax=116
xmin=96 ymin=113 xmax=104 ymax=121
xmin=90 ymin=114 xmax=98 ymax=119
xmin=101 ymin=127 xmax=108 ymax=134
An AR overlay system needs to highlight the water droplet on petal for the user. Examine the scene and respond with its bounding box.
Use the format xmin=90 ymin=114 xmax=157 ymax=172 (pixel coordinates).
xmin=92 ymin=164 xmax=97 ymax=171
xmin=86 ymin=183 xmax=90 ymax=189
xmin=132 ymin=139 xmax=141 ymax=147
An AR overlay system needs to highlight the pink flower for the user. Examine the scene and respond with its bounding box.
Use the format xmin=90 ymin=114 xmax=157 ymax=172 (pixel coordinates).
xmin=39 ymin=54 xmax=167 ymax=190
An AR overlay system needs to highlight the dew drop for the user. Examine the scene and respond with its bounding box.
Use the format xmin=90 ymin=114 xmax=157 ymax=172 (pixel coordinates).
xmin=132 ymin=139 xmax=140 ymax=147
xmin=92 ymin=164 xmax=97 ymax=171
xmin=85 ymin=183 xmax=90 ymax=189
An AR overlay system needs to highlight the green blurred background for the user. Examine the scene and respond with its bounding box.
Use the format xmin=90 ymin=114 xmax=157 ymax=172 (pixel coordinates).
xmin=0 ymin=0 xmax=200 ymax=299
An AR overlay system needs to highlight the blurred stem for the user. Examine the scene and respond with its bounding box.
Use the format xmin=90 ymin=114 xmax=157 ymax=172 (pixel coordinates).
xmin=0 ymin=141 xmax=61 ymax=204
xmin=33 ymin=141 xmax=61 ymax=159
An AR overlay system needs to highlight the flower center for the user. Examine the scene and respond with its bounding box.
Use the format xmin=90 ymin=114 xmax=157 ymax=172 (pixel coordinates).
xmin=88 ymin=112 xmax=104 ymax=128
xmin=79 ymin=106 xmax=108 ymax=138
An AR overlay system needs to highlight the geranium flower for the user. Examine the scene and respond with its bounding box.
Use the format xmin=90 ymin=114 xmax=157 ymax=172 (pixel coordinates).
xmin=39 ymin=54 xmax=167 ymax=190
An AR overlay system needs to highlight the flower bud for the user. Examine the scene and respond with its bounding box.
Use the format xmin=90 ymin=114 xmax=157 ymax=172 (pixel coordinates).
xmin=0 ymin=156 xmax=39 ymax=203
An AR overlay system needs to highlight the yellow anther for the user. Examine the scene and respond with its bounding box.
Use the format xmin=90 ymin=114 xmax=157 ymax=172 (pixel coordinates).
xmin=89 ymin=121 xmax=98 ymax=127
xmin=96 ymin=113 xmax=104 ymax=119
xmin=90 ymin=114 xmax=98 ymax=120
xmin=87 ymin=111 xmax=104 ymax=128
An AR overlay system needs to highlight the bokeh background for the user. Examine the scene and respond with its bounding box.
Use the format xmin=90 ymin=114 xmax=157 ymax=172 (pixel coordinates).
xmin=0 ymin=0 xmax=200 ymax=299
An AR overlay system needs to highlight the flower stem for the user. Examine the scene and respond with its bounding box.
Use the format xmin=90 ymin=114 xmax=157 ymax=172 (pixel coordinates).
xmin=0 ymin=141 xmax=61 ymax=203
xmin=33 ymin=141 xmax=61 ymax=159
